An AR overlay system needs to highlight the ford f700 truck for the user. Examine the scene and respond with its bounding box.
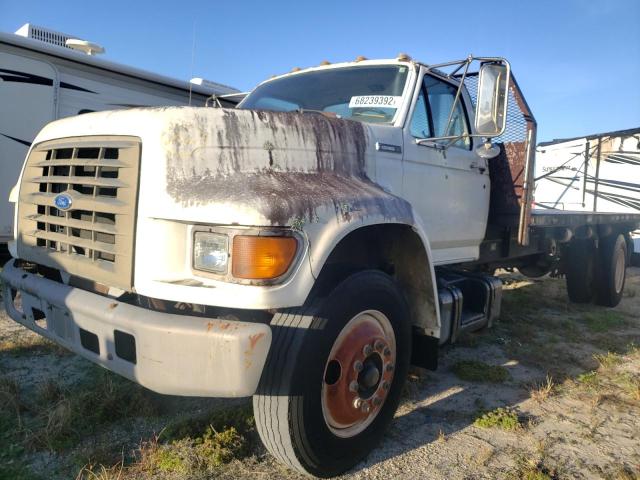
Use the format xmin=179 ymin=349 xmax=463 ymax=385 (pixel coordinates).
xmin=3 ymin=55 xmax=639 ymax=477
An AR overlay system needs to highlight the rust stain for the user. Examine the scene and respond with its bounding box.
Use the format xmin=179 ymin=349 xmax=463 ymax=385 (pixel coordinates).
xmin=206 ymin=321 xmax=235 ymax=333
xmin=248 ymin=332 xmax=265 ymax=351
xmin=108 ymin=303 xmax=118 ymax=310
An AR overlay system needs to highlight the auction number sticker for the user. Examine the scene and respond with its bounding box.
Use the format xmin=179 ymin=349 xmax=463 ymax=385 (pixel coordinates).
xmin=349 ymin=95 xmax=403 ymax=109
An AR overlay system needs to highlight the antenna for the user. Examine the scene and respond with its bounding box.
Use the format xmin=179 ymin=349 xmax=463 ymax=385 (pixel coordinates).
xmin=188 ymin=20 xmax=196 ymax=106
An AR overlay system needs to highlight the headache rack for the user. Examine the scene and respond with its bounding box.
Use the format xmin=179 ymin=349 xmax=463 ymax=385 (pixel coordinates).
xmin=428 ymin=56 xmax=537 ymax=245
xmin=16 ymin=136 xmax=141 ymax=291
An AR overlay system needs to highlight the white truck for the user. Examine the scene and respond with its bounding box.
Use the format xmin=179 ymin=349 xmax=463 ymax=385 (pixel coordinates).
xmin=2 ymin=55 xmax=639 ymax=477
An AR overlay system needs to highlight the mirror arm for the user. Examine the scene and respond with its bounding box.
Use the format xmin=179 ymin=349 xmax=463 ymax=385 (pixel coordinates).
xmin=443 ymin=56 xmax=472 ymax=138
xmin=415 ymin=138 xmax=446 ymax=150
xmin=415 ymin=133 xmax=471 ymax=150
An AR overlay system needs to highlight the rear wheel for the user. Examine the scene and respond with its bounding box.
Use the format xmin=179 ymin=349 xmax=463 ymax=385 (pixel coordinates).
xmin=565 ymin=239 xmax=596 ymax=303
xmin=595 ymin=234 xmax=627 ymax=307
xmin=253 ymin=270 xmax=411 ymax=477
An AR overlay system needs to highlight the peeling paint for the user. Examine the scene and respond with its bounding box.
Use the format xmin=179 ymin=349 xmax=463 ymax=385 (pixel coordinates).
xmin=161 ymin=108 xmax=413 ymax=226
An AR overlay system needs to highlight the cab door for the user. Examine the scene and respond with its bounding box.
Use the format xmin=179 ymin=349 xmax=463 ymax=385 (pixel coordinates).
xmin=402 ymin=69 xmax=490 ymax=264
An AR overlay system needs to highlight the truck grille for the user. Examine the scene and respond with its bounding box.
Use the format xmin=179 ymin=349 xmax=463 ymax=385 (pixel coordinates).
xmin=17 ymin=136 xmax=141 ymax=291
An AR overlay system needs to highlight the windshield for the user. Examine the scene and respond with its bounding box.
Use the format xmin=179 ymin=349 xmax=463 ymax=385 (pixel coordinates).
xmin=239 ymin=65 xmax=409 ymax=124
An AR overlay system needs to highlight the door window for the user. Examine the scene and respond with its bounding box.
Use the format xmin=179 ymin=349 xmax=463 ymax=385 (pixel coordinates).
xmin=409 ymin=90 xmax=431 ymax=139
xmin=424 ymin=75 xmax=471 ymax=149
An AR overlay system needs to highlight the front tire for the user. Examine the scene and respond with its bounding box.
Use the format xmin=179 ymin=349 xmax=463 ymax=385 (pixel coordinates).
xmin=595 ymin=234 xmax=627 ymax=307
xmin=253 ymin=270 xmax=411 ymax=477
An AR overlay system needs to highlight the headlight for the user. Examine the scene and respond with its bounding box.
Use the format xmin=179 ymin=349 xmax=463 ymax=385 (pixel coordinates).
xmin=193 ymin=232 xmax=229 ymax=273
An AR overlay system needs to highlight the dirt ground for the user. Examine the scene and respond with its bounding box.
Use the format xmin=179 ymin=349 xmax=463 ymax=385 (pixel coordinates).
xmin=1 ymin=269 xmax=639 ymax=480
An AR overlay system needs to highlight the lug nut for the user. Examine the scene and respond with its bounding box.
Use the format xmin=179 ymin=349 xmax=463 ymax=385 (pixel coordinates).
xmin=349 ymin=381 xmax=359 ymax=393
xmin=363 ymin=344 xmax=373 ymax=356
xmin=383 ymin=347 xmax=391 ymax=357
xmin=386 ymin=363 xmax=395 ymax=372
xmin=360 ymin=402 xmax=371 ymax=413
xmin=353 ymin=398 xmax=363 ymax=409
xmin=374 ymin=340 xmax=385 ymax=351
xmin=382 ymin=381 xmax=390 ymax=391
xmin=353 ymin=361 xmax=363 ymax=372
xmin=373 ymin=396 xmax=382 ymax=406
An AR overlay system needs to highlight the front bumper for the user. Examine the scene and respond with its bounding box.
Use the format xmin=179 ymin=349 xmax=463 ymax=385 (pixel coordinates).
xmin=1 ymin=260 xmax=271 ymax=397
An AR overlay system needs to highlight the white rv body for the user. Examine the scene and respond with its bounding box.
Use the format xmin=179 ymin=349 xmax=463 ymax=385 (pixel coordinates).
xmin=0 ymin=24 xmax=239 ymax=244
xmin=535 ymin=128 xmax=640 ymax=254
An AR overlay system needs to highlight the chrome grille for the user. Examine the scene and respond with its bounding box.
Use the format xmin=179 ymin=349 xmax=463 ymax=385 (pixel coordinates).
xmin=17 ymin=136 xmax=141 ymax=291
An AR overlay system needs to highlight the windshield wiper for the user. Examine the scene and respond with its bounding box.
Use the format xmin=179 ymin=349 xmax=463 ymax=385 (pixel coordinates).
xmin=296 ymin=108 xmax=340 ymax=118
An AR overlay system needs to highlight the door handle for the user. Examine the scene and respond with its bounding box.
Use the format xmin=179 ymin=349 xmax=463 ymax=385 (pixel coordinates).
xmin=470 ymin=162 xmax=486 ymax=174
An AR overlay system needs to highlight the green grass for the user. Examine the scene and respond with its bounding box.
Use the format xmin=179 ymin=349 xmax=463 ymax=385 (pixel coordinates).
xmin=474 ymin=407 xmax=521 ymax=431
xmin=0 ymin=336 xmax=70 ymax=357
xmin=129 ymin=405 xmax=256 ymax=476
xmin=26 ymin=367 xmax=159 ymax=451
xmin=0 ymin=366 xmax=160 ymax=459
xmin=452 ymin=360 xmax=510 ymax=383
xmin=153 ymin=448 xmax=187 ymax=473
xmin=576 ymin=371 xmax=599 ymax=388
xmin=581 ymin=311 xmax=628 ymax=333
xmin=0 ymin=377 xmax=40 ymax=480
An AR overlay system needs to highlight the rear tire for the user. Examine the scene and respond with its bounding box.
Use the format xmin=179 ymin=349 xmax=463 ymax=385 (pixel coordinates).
xmin=565 ymin=239 xmax=596 ymax=303
xmin=253 ymin=270 xmax=411 ymax=477
xmin=595 ymin=234 xmax=627 ymax=307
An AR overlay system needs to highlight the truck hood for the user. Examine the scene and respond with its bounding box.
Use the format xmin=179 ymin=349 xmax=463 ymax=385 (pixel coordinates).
xmin=32 ymin=107 xmax=410 ymax=226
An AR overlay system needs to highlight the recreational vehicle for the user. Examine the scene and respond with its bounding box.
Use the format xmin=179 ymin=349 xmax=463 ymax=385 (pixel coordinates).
xmin=535 ymin=128 xmax=640 ymax=261
xmin=0 ymin=23 xmax=241 ymax=249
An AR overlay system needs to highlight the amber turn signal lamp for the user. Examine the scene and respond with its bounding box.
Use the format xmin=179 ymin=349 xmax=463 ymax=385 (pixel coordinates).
xmin=232 ymin=236 xmax=297 ymax=280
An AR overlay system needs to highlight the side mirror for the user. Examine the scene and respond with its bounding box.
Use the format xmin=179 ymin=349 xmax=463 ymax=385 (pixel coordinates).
xmin=475 ymin=62 xmax=510 ymax=137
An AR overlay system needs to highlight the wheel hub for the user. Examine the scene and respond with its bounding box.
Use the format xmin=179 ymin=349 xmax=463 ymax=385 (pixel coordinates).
xmin=359 ymin=362 xmax=381 ymax=389
xmin=321 ymin=310 xmax=396 ymax=438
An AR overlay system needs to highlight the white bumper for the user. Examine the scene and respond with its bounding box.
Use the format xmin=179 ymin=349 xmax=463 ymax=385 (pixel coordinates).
xmin=1 ymin=260 xmax=271 ymax=397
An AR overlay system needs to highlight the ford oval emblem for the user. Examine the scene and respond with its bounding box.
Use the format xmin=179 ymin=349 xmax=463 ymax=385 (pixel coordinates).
xmin=54 ymin=193 xmax=73 ymax=210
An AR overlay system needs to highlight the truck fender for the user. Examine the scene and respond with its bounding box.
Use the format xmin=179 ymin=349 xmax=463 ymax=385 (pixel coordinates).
xmin=302 ymin=204 xmax=442 ymax=339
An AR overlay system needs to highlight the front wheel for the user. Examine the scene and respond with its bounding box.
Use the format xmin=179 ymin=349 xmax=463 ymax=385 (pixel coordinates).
xmin=253 ymin=270 xmax=411 ymax=477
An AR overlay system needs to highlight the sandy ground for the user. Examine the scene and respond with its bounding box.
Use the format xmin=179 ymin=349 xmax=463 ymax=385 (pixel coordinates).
xmin=1 ymin=269 xmax=639 ymax=479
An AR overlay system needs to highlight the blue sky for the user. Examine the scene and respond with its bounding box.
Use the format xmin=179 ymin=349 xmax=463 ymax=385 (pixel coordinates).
xmin=1 ymin=0 xmax=639 ymax=141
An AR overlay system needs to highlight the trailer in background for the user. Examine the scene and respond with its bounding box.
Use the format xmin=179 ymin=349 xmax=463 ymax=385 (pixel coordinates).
xmin=535 ymin=127 xmax=640 ymax=263
xmin=0 ymin=23 xmax=242 ymax=249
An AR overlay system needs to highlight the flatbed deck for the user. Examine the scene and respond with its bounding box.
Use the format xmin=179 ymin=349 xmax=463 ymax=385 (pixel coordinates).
xmin=474 ymin=209 xmax=640 ymax=269
xmin=529 ymin=210 xmax=640 ymax=229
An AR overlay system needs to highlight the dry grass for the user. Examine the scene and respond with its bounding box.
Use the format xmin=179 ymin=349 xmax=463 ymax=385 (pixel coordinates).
xmin=2 ymin=268 xmax=639 ymax=479
xmin=594 ymin=351 xmax=624 ymax=369
xmin=24 ymin=367 xmax=159 ymax=451
xmin=77 ymin=404 xmax=257 ymax=478
xmin=529 ymin=375 xmax=556 ymax=403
